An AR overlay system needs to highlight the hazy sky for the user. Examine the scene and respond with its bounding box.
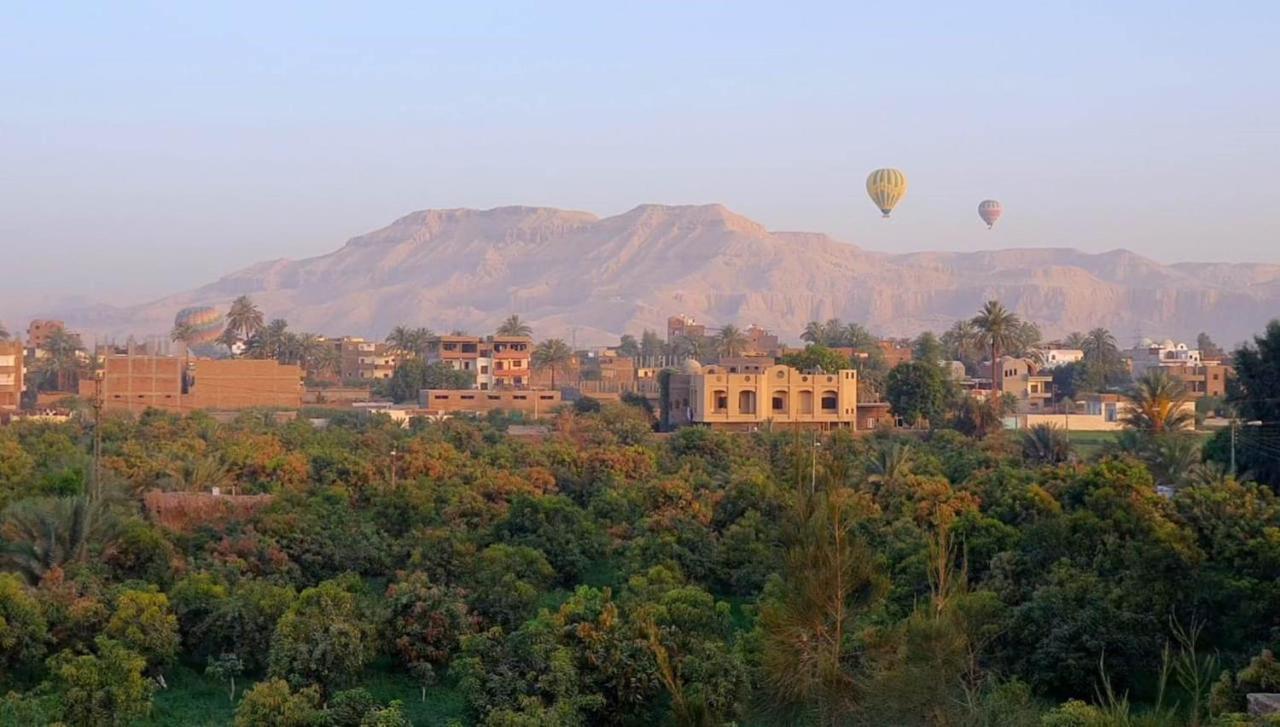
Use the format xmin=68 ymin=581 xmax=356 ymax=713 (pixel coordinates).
xmin=2 ymin=1 xmax=1277 ymax=314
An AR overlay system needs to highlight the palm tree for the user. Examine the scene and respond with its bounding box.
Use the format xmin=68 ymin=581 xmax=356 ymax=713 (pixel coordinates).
xmin=1063 ymin=331 xmax=1087 ymax=350
xmin=1123 ymin=369 xmax=1195 ymax=433
xmin=161 ymin=454 xmax=234 ymax=494
xmin=247 ymin=319 xmax=290 ymax=361
xmin=971 ymin=300 xmax=1021 ymax=392
xmin=496 ymin=315 xmax=533 ymax=338
xmin=532 ymin=339 xmax=574 ymax=388
xmin=1021 ymin=424 xmax=1073 ymax=465
xmin=36 ymin=329 xmax=87 ymax=392
xmin=941 ymin=320 xmax=980 ymax=362
xmin=0 ymin=496 xmax=119 ymax=585
xmin=1082 ymin=327 xmax=1118 ymax=364
xmin=714 ymin=324 xmax=749 ymax=359
xmin=224 ymin=295 xmax=265 ymax=348
xmin=866 ymin=441 xmax=913 ymax=490
xmin=639 ymin=329 xmax=664 ymax=359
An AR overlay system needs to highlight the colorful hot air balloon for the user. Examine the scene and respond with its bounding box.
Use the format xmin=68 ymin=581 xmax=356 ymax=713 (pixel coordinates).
xmin=866 ymin=168 xmax=908 ymax=218
xmin=174 ymin=306 xmax=224 ymax=346
xmin=978 ymin=199 xmax=1003 ymax=229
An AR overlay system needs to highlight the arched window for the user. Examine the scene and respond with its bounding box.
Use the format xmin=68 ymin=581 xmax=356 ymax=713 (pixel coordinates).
xmin=771 ymin=390 xmax=788 ymax=413
xmin=798 ymin=389 xmax=814 ymax=414
xmin=738 ymin=390 xmax=757 ymax=415
xmin=820 ymin=390 xmax=838 ymax=412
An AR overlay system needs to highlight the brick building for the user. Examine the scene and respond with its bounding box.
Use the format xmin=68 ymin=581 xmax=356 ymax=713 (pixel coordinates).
xmin=419 ymin=388 xmax=561 ymax=418
xmin=82 ymin=354 xmax=302 ymax=414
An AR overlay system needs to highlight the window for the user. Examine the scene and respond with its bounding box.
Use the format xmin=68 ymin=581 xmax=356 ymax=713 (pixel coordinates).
xmin=480 ymin=365 xmax=489 ymax=374
xmin=461 ymin=394 xmax=475 ymax=400
xmin=772 ymin=391 xmax=787 ymax=412
xmin=798 ymin=390 xmax=814 ymax=414
xmin=820 ymin=391 xmax=838 ymax=411
xmin=713 ymin=390 xmax=728 ymax=412
xmin=738 ymin=390 xmax=757 ymax=415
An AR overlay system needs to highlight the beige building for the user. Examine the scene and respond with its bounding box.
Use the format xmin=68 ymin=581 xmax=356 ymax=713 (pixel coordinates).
xmin=667 ymin=363 xmax=859 ymax=431
xmin=997 ymin=356 xmax=1054 ymax=413
xmin=1019 ymin=392 xmax=1197 ymax=432
xmin=332 ymin=337 xmax=397 ymax=381
xmin=0 ymin=340 xmax=24 ymax=411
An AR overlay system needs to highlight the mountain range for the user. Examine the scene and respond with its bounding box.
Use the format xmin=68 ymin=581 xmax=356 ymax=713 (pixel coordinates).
xmin=57 ymin=203 xmax=1280 ymax=346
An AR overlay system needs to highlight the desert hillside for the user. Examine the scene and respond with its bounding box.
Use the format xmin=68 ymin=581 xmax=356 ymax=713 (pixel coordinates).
xmin=66 ymin=204 xmax=1280 ymax=345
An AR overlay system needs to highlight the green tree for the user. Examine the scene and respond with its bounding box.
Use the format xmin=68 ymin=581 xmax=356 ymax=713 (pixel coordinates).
xmin=385 ymin=326 xmax=435 ymax=360
xmin=779 ymin=344 xmax=850 ymax=374
xmin=912 ymin=331 xmax=944 ymax=364
xmin=0 ymin=495 xmax=119 ymax=584
xmin=532 ymin=339 xmax=574 ymax=388
xmin=497 ymin=315 xmax=533 ymax=338
xmin=495 ymin=495 xmax=603 ymax=582
xmin=104 ymin=589 xmax=180 ymax=672
xmin=376 ymin=359 xmax=475 ymax=403
xmin=885 ymin=361 xmax=953 ymax=427
xmin=617 ymin=334 xmax=640 ymax=358
xmin=46 ymin=636 xmax=153 ymax=727
xmin=385 ymin=572 xmax=471 ymax=687
xmin=1021 ymin=423 xmax=1073 ymax=465
xmin=713 ymin=324 xmax=749 ymax=359
xmin=269 ymin=578 xmax=375 ymax=694
xmin=639 ymin=329 xmax=664 ymax=358
xmin=223 ymin=295 xmax=265 ymax=350
xmin=0 ymin=572 xmax=47 ymax=682
xmin=205 ymin=653 xmax=245 ymax=703
xmin=466 ymin=544 xmax=555 ymax=630
xmin=971 ymin=300 xmax=1021 ymax=393
xmin=1123 ymin=369 xmax=1194 ymax=433
xmin=33 ymin=328 xmax=87 ymax=392
xmin=234 ymin=678 xmax=323 ymax=727
xmin=1225 ymin=320 xmax=1280 ymax=487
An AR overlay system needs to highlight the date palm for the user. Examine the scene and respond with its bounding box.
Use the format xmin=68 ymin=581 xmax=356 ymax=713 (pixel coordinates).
xmin=1063 ymin=331 xmax=1087 ymax=350
xmin=714 ymin=324 xmax=749 ymax=359
xmin=0 ymin=496 xmax=119 ymax=584
xmin=36 ymin=329 xmax=87 ymax=392
xmin=1082 ymin=327 xmax=1118 ymax=364
xmin=532 ymin=338 xmax=574 ymax=388
xmin=224 ymin=295 xmax=264 ymax=347
xmin=1021 ymin=423 xmax=1073 ymax=465
xmin=1123 ymin=369 xmax=1194 ymax=433
xmin=971 ymin=300 xmax=1021 ymax=391
xmin=496 ymin=314 xmax=533 ymax=338
xmin=941 ymin=320 xmax=980 ymax=362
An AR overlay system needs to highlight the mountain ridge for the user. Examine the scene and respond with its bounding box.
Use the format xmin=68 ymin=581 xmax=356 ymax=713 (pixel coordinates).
xmin=53 ymin=204 xmax=1280 ymax=346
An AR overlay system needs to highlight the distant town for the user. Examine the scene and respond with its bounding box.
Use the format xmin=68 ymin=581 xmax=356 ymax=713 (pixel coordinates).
xmin=0 ymin=296 xmax=1234 ymax=437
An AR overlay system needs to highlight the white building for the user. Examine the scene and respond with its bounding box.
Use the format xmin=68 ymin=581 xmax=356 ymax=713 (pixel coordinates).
xmin=1035 ymin=348 xmax=1084 ymax=369
xmin=1129 ymin=339 xmax=1201 ymax=378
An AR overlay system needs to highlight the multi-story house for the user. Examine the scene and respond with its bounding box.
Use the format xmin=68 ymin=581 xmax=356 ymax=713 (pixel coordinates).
xmin=1035 ymin=348 xmax=1085 ymax=369
xmin=432 ymin=335 xmax=533 ymax=390
xmin=667 ymin=315 xmax=706 ymax=343
xmin=998 ymin=356 xmax=1054 ymax=412
xmin=665 ymin=362 xmax=860 ymax=431
xmin=332 ymin=338 xmax=397 ymax=381
xmin=1128 ymin=339 xmax=1202 ymax=378
xmin=0 ymin=340 xmax=24 ymax=411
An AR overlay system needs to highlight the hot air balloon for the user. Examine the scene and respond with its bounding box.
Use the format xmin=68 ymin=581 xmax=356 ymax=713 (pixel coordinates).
xmin=174 ymin=306 xmax=224 ymax=346
xmin=866 ymin=168 xmax=907 ymax=217
xmin=978 ymin=199 xmax=1003 ymax=229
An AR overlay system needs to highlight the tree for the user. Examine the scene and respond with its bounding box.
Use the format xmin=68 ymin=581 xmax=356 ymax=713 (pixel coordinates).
xmin=865 ymin=440 xmax=914 ymax=491
xmin=465 ymin=544 xmax=555 ymax=630
xmin=497 ymin=315 xmax=533 ymax=338
xmin=941 ymin=320 xmax=981 ymax=365
xmin=0 ymin=495 xmax=119 ymax=584
xmin=759 ymin=492 xmax=886 ymax=722
xmin=1082 ymin=327 xmax=1118 ymax=365
xmin=205 ymin=653 xmax=245 ymax=703
xmin=376 ymin=359 xmax=474 ymax=403
xmin=971 ymin=300 xmax=1021 ymax=392
xmin=885 ymin=361 xmax=953 ymax=427
xmin=0 ymin=572 xmax=47 ymax=682
xmin=713 ymin=324 xmax=749 ymax=359
xmin=34 ymin=329 xmax=87 ymax=392
xmin=385 ymin=326 xmax=435 ymax=360
xmin=224 ymin=295 xmax=265 ymax=349
xmin=912 ymin=331 xmax=944 ymax=364
xmin=1021 ymin=423 xmax=1073 ymax=465
xmin=639 ymin=329 xmax=664 ymax=359
xmin=1196 ymin=331 xmax=1222 ymax=359
xmin=234 ymin=678 xmax=323 ymax=727
xmin=617 ymin=334 xmax=640 ymax=358
xmin=532 ymin=339 xmax=574 ymax=388
xmin=104 ymin=589 xmax=180 ymax=672
xmin=170 ymin=322 xmax=199 ymax=350
xmin=1225 ymin=320 xmax=1280 ymax=487
xmin=780 ymin=345 xmax=850 ymax=374
xmin=385 ymin=572 xmax=471 ymax=689
xmin=268 ymin=579 xmax=375 ymax=695
xmin=47 ymin=637 xmax=153 ymax=727
xmin=1123 ymin=369 xmax=1194 ymax=433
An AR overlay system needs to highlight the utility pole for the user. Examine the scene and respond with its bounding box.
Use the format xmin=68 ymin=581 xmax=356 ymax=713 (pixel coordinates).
xmin=389 ymin=448 xmax=398 ymax=490
xmin=810 ymin=430 xmax=819 ymax=496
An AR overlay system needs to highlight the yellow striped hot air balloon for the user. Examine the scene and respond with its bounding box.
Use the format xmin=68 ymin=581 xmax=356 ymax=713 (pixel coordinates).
xmin=866 ymin=168 xmax=908 ymax=217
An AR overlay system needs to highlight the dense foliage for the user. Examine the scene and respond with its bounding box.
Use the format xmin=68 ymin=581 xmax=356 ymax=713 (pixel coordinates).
xmin=2 ymin=323 xmax=1280 ymax=725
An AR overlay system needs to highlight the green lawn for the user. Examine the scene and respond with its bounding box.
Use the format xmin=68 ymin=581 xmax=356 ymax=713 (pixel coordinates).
xmin=1066 ymin=430 xmax=1117 ymax=459
xmin=143 ymin=662 xmax=469 ymax=726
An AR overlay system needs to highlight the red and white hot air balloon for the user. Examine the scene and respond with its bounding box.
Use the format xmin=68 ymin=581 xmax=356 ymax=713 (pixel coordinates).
xmin=978 ymin=199 xmax=1002 ymax=229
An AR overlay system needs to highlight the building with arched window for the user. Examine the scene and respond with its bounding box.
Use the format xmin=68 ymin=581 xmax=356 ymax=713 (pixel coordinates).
xmin=667 ymin=364 xmax=859 ymax=431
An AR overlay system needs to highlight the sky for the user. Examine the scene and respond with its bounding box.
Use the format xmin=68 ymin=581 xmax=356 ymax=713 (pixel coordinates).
xmin=2 ymin=1 xmax=1277 ymax=315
